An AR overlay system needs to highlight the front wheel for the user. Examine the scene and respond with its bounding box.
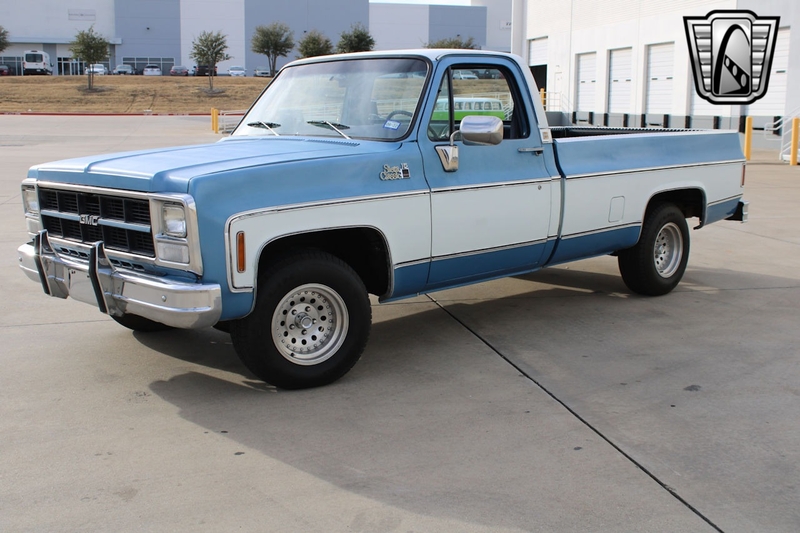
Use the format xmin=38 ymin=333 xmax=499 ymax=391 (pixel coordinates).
xmin=618 ymin=204 xmax=690 ymax=296
xmin=230 ymin=251 xmax=371 ymax=389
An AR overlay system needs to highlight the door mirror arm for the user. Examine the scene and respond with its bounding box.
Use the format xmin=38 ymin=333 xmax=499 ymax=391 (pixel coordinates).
xmin=435 ymin=130 xmax=460 ymax=172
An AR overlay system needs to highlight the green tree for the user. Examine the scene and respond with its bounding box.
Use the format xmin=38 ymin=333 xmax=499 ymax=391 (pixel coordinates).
xmin=0 ymin=26 xmax=9 ymax=55
xmin=337 ymin=23 xmax=374 ymax=54
xmin=426 ymin=36 xmax=478 ymax=50
xmin=298 ymin=30 xmax=334 ymax=59
xmin=251 ymin=22 xmax=294 ymax=76
xmin=69 ymin=26 xmax=110 ymax=89
xmin=190 ymin=30 xmax=231 ymax=90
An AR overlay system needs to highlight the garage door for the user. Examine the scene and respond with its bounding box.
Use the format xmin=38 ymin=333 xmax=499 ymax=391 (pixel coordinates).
xmin=528 ymin=38 xmax=547 ymax=66
xmin=690 ymin=78 xmax=720 ymax=118
xmin=576 ymin=52 xmax=596 ymax=112
xmin=607 ymin=48 xmax=632 ymax=114
xmin=748 ymin=27 xmax=789 ymax=116
xmin=645 ymin=43 xmax=674 ymax=114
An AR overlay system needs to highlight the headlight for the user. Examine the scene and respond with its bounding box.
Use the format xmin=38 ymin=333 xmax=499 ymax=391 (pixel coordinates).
xmin=22 ymin=186 xmax=39 ymax=215
xmin=162 ymin=203 xmax=187 ymax=237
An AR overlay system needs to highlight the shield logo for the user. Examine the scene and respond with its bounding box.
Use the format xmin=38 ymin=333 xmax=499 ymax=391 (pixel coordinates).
xmin=684 ymin=10 xmax=780 ymax=105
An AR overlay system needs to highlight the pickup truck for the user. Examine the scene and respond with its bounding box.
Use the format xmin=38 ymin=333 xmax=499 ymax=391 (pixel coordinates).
xmin=18 ymin=50 xmax=747 ymax=389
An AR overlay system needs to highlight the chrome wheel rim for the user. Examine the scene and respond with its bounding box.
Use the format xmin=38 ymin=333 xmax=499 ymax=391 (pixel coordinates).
xmin=271 ymin=283 xmax=349 ymax=366
xmin=653 ymin=222 xmax=683 ymax=278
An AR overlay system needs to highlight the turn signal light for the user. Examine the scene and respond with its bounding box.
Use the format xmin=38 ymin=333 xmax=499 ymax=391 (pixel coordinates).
xmin=236 ymin=231 xmax=246 ymax=273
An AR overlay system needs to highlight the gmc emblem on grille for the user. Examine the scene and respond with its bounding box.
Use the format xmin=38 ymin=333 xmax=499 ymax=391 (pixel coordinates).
xmin=79 ymin=214 xmax=100 ymax=226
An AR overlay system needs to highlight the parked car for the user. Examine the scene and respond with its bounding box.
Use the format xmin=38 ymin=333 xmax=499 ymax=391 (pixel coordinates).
xmin=452 ymin=69 xmax=478 ymax=80
xmin=112 ymin=64 xmax=134 ymax=75
xmin=227 ymin=65 xmax=246 ymax=77
xmin=87 ymin=64 xmax=107 ymax=75
xmin=472 ymin=68 xmax=501 ymax=79
xmin=193 ymin=65 xmax=217 ymax=76
xmin=170 ymin=65 xmax=189 ymax=76
xmin=143 ymin=65 xmax=162 ymax=76
xmin=23 ymin=50 xmax=52 ymax=75
xmin=253 ymin=66 xmax=270 ymax=77
xmin=0 ymin=65 xmax=10 ymax=76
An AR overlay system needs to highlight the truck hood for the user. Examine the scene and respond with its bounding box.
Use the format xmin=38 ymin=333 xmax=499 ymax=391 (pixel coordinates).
xmin=29 ymin=136 xmax=401 ymax=193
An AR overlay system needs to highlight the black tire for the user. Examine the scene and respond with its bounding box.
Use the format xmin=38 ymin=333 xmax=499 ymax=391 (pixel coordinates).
xmin=111 ymin=313 xmax=173 ymax=332
xmin=230 ymin=250 xmax=371 ymax=389
xmin=212 ymin=321 xmax=231 ymax=333
xmin=618 ymin=203 xmax=690 ymax=296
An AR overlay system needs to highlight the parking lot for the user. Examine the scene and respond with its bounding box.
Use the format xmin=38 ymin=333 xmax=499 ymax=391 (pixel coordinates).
xmin=1 ymin=115 xmax=798 ymax=532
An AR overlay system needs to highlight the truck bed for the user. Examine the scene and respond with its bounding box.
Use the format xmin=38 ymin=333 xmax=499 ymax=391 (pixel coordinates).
xmin=551 ymin=128 xmax=744 ymax=177
xmin=550 ymin=126 xmax=704 ymax=138
xmin=544 ymin=127 xmax=746 ymax=265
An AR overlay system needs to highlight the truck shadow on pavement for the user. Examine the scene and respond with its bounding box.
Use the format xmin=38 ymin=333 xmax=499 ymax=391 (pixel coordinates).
xmin=140 ymin=264 xmax=800 ymax=530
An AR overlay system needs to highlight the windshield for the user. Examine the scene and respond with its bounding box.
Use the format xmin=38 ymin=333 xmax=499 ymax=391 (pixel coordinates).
xmin=233 ymin=57 xmax=428 ymax=141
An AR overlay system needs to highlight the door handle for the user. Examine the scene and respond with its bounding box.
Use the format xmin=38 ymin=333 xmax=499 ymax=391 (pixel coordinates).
xmin=518 ymin=147 xmax=544 ymax=156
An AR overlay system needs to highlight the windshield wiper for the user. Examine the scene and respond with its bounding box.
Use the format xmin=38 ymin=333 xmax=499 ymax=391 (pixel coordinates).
xmin=307 ymin=120 xmax=351 ymax=139
xmin=247 ymin=121 xmax=281 ymax=136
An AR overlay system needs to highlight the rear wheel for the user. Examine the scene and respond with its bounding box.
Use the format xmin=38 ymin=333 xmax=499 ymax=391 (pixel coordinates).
xmin=230 ymin=251 xmax=371 ymax=389
xmin=618 ymin=203 xmax=690 ymax=296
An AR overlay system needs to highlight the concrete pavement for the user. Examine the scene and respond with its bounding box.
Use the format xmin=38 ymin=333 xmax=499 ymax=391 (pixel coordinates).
xmin=1 ymin=116 xmax=798 ymax=532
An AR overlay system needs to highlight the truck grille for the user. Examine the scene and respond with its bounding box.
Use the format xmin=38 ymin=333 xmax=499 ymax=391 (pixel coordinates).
xmin=39 ymin=188 xmax=155 ymax=257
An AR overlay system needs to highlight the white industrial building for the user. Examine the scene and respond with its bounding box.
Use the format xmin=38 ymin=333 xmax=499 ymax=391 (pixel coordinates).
xmin=511 ymin=0 xmax=798 ymax=135
xmin=370 ymin=1 xmax=511 ymax=52
xmin=0 ymin=0 xmax=510 ymax=76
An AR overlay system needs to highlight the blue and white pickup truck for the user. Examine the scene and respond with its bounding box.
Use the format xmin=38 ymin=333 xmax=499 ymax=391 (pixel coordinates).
xmin=18 ymin=50 xmax=747 ymax=388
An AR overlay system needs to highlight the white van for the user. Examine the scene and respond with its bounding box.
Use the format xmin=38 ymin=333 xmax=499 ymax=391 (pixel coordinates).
xmin=23 ymin=50 xmax=53 ymax=75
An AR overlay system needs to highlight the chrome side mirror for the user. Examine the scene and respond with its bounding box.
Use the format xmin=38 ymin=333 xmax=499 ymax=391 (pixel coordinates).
xmin=460 ymin=115 xmax=503 ymax=146
xmin=435 ymin=115 xmax=503 ymax=172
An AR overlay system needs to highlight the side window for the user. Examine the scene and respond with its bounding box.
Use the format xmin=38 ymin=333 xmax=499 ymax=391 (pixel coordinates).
xmin=427 ymin=65 xmax=529 ymax=141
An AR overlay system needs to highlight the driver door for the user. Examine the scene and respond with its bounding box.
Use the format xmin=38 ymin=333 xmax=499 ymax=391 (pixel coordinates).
xmin=420 ymin=60 xmax=555 ymax=290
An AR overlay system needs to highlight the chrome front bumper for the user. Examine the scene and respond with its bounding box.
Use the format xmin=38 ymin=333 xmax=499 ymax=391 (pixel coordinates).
xmin=18 ymin=231 xmax=222 ymax=329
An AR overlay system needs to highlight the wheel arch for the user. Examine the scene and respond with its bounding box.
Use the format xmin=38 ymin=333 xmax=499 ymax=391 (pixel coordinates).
xmin=644 ymin=187 xmax=707 ymax=227
xmin=254 ymin=226 xmax=393 ymax=300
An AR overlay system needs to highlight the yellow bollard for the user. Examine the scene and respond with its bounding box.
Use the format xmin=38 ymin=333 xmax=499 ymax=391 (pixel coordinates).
xmin=791 ymin=117 xmax=799 ymax=166
xmin=211 ymin=108 xmax=218 ymax=133
xmin=539 ymin=87 xmax=546 ymax=108
xmin=743 ymin=116 xmax=753 ymax=161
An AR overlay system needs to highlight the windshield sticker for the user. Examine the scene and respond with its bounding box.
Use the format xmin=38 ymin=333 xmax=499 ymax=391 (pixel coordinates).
xmin=383 ymin=120 xmax=401 ymax=130
xmin=380 ymin=163 xmax=410 ymax=181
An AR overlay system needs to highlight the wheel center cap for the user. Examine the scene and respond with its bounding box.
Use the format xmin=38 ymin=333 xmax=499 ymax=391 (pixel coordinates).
xmin=295 ymin=312 xmax=314 ymax=329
